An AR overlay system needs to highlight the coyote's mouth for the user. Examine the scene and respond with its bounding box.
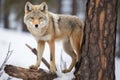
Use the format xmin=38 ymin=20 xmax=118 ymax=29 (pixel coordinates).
xmin=27 ymin=23 xmax=48 ymax=37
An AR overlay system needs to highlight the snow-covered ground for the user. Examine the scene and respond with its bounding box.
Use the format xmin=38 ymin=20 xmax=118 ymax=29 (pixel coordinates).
xmin=0 ymin=28 xmax=72 ymax=80
xmin=0 ymin=28 xmax=120 ymax=80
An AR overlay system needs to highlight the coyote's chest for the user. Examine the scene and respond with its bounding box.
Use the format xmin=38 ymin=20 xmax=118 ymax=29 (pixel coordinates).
xmin=28 ymin=26 xmax=51 ymax=41
xmin=34 ymin=34 xmax=51 ymax=41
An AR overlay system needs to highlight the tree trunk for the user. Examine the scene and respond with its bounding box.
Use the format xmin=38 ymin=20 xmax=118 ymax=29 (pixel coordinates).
xmin=116 ymin=0 xmax=120 ymax=57
xmin=22 ymin=21 xmax=28 ymax=32
xmin=75 ymin=0 xmax=118 ymax=80
xmin=0 ymin=0 xmax=1 ymax=11
xmin=57 ymin=0 xmax=62 ymax=14
xmin=0 ymin=0 xmax=1 ymax=22
xmin=71 ymin=0 xmax=77 ymax=15
xmin=0 ymin=0 xmax=2 ymax=6
xmin=3 ymin=10 xmax=9 ymax=29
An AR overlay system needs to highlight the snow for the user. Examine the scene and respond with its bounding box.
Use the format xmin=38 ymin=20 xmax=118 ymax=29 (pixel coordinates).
xmin=115 ymin=57 xmax=120 ymax=80
xmin=54 ymin=69 xmax=75 ymax=80
xmin=0 ymin=28 xmax=119 ymax=80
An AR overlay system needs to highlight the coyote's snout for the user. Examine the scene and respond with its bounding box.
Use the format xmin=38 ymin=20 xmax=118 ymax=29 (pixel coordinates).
xmin=24 ymin=1 xmax=84 ymax=74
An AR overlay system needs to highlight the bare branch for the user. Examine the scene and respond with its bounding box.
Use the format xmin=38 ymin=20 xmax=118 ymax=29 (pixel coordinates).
xmin=0 ymin=43 xmax=13 ymax=71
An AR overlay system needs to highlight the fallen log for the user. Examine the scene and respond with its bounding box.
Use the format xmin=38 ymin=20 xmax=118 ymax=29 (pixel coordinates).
xmin=4 ymin=65 xmax=56 ymax=80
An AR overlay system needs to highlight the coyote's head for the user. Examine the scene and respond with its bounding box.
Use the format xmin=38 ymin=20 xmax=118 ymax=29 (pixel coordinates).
xmin=24 ymin=2 xmax=49 ymax=36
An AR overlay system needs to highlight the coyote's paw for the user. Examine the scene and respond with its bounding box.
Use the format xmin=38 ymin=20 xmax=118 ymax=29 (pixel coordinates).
xmin=62 ymin=69 xmax=70 ymax=73
xmin=50 ymin=67 xmax=56 ymax=74
xmin=29 ymin=65 xmax=38 ymax=70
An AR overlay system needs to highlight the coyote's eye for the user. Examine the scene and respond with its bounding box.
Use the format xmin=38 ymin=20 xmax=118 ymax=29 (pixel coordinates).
xmin=39 ymin=17 xmax=42 ymax=20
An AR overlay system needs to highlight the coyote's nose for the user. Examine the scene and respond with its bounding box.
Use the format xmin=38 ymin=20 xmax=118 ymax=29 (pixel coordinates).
xmin=35 ymin=24 xmax=38 ymax=28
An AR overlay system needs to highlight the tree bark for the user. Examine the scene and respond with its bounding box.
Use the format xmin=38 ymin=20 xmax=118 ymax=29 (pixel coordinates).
xmin=75 ymin=0 xmax=118 ymax=80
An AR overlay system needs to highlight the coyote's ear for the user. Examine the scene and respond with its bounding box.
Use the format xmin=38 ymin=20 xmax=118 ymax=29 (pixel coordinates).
xmin=25 ymin=1 xmax=33 ymax=13
xmin=40 ymin=2 xmax=48 ymax=12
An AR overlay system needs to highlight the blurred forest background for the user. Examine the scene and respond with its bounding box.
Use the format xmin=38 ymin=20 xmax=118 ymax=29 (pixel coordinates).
xmin=0 ymin=0 xmax=120 ymax=57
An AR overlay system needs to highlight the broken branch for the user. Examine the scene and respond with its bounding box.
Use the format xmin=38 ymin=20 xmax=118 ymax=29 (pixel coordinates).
xmin=25 ymin=44 xmax=50 ymax=69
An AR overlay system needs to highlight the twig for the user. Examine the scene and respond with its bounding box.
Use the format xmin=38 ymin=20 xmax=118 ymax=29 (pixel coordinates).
xmin=0 ymin=43 xmax=13 ymax=71
xmin=25 ymin=44 xmax=50 ymax=69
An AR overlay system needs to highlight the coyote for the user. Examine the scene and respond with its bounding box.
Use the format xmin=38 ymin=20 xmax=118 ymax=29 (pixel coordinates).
xmin=24 ymin=2 xmax=84 ymax=74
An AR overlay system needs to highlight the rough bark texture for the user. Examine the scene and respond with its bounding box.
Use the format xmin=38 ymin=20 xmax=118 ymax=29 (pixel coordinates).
xmin=76 ymin=0 xmax=118 ymax=80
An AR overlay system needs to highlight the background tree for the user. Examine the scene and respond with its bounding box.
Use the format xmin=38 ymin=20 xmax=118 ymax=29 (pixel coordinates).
xmin=116 ymin=0 xmax=120 ymax=57
xmin=71 ymin=0 xmax=77 ymax=15
xmin=2 ymin=0 xmax=56 ymax=31
xmin=75 ymin=0 xmax=118 ymax=80
xmin=0 ymin=0 xmax=1 ymax=14
xmin=3 ymin=0 xmax=10 ymax=29
xmin=3 ymin=0 xmax=37 ymax=31
xmin=3 ymin=10 xmax=9 ymax=29
xmin=0 ymin=0 xmax=2 ymax=22
xmin=57 ymin=0 xmax=62 ymax=14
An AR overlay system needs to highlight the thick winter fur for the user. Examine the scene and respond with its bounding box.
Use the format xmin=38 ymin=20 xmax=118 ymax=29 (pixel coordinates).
xmin=24 ymin=2 xmax=84 ymax=74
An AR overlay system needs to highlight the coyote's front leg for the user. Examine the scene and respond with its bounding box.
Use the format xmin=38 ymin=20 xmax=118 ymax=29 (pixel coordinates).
xmin=30 ymin=41 xmax=45 ymax=70
xmin=48 ymin=39 xmax=56 ymax=74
